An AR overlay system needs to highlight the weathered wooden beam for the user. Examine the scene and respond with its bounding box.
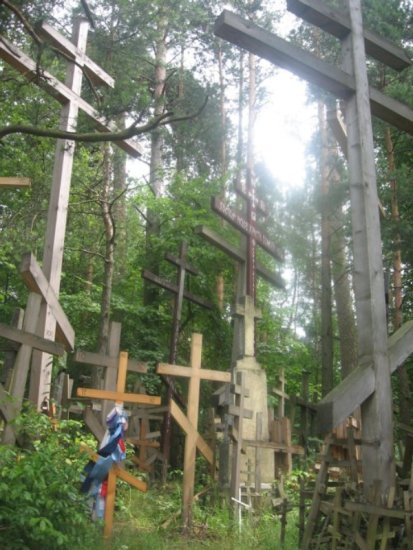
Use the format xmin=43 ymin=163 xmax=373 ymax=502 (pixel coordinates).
xmin=316 ymin=320 xmax=413 ymax=434
xmin=74 ymin=349 xmax=147 ymax=374
xmin=214 ymin=10 xmax=413 ymax=136
xmin=287 ymin=0 xmax=411 ymax=71
xmin=169 ymin=399 xmax=214 ymax=465
xmin=20 ymin=252 xmax=75 ymax=351
xmin=157 ymin=362 xmax=231 ymax=383
xmin=194 ymin=225 xmax=285 ymax=289
xmin=39 ymin=22 xmax=115 ymax=88
xmin=0 ymin=323 xmax=65 ymax=356
xmin=0 ymin=383 xmax=17 ymax=423
xmin=142 ymin=269 xmax=214 ymax=309
xmin=244 ymin=439 xmax=305 ymax=455
xmin=0 ymin=177 xmax=31 ymax=187
xmin=0 ymin=38 xmax=141 ymax=158
xmin=76 ymin=387 xmax=161 ymax=406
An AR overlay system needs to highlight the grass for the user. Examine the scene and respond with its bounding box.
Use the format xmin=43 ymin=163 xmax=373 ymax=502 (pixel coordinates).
xmin=100 ymin=482 xmax=300 ymax=550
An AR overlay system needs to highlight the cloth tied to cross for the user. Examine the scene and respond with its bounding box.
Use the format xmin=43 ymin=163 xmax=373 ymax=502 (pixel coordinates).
xmin=81 ymin=405 xmax=128 ymax=519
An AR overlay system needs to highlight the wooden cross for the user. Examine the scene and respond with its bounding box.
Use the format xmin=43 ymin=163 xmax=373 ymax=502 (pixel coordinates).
xmin=233 ymin=295 xmax=262 ymax=357
xmin=77 ymin=351 xmax=160 ymax=537
xmin=143 ymin=242 xmax=213 ymax=475
xmin=0 ymin=18 xmax=141 ymax=409
xmin=156 ymin=333 xmax=231 ymax=529
xmin=0 ymin=292 xmax=66 ymax=444
xmin=214 ymin=0 xmax=413 ymax=495
xmin=273 ymin=369 xmax=289 ymax=418
xmin=74 ymin=320 xmax=147 ymax=424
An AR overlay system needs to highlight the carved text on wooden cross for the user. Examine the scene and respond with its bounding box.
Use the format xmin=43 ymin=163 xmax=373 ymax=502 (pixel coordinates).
xmin=156 ymin=333 xmax=231 ymax=529
xmin=77 ymin=351 xmax=160 ymax=537
xmin=233 ymin=295 xmax=262 ymax=357
xmin=212 ymin=196 xmax=284 ymax=298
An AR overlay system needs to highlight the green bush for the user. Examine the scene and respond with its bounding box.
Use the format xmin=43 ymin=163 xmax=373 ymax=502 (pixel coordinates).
xmin=0 ymin=408 xmax=100 ymax=549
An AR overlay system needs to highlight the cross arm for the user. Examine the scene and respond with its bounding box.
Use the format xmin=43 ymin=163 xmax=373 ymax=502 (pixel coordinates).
xmin=316 ymin=320 xmax=413 ymax=434
xmin=165 ymin=253 xmax=199 ymax=276
xmin=0 ymin=177 xmax=31 ymax=188
xmin=39 ymin=22 xmax=115 ymax=87
xmin=74 ymin=349 xmax=147 ymax=373
xmin=76 ymin=387 xmax=161 ymax=406
xmin=0 ymin=38 xmax=141 ymax=158
xmin=20 ymin=252 xmax=75 ymax=351
xmin=214 ymin=11 xmax=413 ymax=136
xmin=0 ymin=322 xmax=65 ymax=356
xmin=194 ymin=225 xmax=285 ymax=289
xmin=157 ymin=362 xmax=231 ymax=384
xmin=286 ymin=0 xmax=411 ymax=71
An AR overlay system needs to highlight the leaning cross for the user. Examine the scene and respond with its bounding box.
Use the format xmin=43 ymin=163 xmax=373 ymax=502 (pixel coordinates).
xmin=77 ymin=351 xmax=161 ymax=538
xmin=0 ymin=18 xmax=141 ymax=409
xmin=214 ymin=0 xmax=413 ymax=495
xmin=157 ymin=333 xmax=231 ymax=529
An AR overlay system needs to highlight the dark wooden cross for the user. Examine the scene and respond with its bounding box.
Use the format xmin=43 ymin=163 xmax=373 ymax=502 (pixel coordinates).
xmin=0 ymin=18 xmax=142 ymax=409
xmin=157 ymin=333 xmax=231 ymax=529
xmin=214 ymin=0 xmax=413 ymax=496
xmin=142 ymin=241 xmax=213 ymax=475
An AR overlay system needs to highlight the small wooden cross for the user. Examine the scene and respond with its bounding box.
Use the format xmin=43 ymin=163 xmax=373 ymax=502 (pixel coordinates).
xmin=273 ymin=369 xmax=289 ymax=418
xmin=77 ymin=351 xmax=161 ymax=537
xmin=157 ymin=333 xmax=231 ymax=529
xmin=233 ymin=295 xmax=262 ymax=357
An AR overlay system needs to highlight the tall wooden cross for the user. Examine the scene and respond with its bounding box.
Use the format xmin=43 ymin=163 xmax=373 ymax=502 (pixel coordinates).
xmin=0 ymin=18 xmax=141 ymax=409
xmin=214 ymin=0 xmax=413 ymax=495
xmin=157 ymin=333 xmax=231 ymax=529
xmin=142 ymin=242 xmax=213 ymax=475
xmin=77 ymin=351 xmax=161 ymax=538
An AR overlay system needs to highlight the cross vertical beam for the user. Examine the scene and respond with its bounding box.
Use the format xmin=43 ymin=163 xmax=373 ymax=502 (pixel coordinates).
xmin=343 ymin=0 xmax=394 ymax=493
xmin=29 ymin=18 xmax=90 ymax=408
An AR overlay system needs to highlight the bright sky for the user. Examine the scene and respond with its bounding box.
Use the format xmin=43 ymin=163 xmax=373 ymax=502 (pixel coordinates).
xmin=255 ymin=69 xmax=318 ymax=193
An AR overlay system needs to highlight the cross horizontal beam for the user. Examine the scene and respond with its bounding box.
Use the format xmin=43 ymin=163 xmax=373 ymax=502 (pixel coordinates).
xmin=194 ymin=225 xmax=285 ymax=289
xmin=74 ymin=349 xmax=147 ymax=374
xmin=211 ymin=197 xmax=284 ymax=261
xmin=0 ymin=177 xmax=31 ymax=187
xmin=286 ymin=0 xmax=411 ymax=71
xmin=157 ymin=363 xmax=231 ymax=384
xmin=214 ymin=10 xmax=413 ymax=136
xmin=39 ymin=22 xmax=115 ymax=87
xmin=316 ymin=320 xmax=413 ymax=434
xmin=0 ymin=323 xmax=65 ymax=356
xmin=20 ymin=252 xmax=75 ymax=351
xmin=76 ymin=387 xmax=161 ymax=406
xmin=141 ymin=269 xmax=214 ymax=309
xmin=0 ymin=38 xmax=141 ymax=157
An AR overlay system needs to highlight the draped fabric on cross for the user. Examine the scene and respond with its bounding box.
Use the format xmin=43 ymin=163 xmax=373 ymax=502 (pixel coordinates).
xmin=81 ymin=406 xmax=128 ymax=519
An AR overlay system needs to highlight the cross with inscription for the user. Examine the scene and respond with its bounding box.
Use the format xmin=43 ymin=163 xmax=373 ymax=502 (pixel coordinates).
xmin=142 ymin=241 xmax=213 ymax=476
xmin=214 ymin=0 xmax=413 ymax=495
xmin=77 ymin=351 xmax=160 ymax=538
xmin=157 ymin=333 xmax=231 ymax=529
xmin=0 ymin=18 xmax=141 ymax=409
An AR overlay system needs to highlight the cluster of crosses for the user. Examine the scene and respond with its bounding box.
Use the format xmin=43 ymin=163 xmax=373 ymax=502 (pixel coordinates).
xmin=1 ymin=0 xmax=413 ymax=539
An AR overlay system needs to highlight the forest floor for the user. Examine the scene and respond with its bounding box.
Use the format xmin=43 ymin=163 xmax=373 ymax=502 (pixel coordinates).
xmin=102 ymin=481 xmax=300 ymax=549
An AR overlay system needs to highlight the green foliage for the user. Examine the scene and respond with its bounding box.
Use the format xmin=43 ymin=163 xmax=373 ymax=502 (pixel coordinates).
xmin=0 ymin=408 xmax=100 ymax=550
